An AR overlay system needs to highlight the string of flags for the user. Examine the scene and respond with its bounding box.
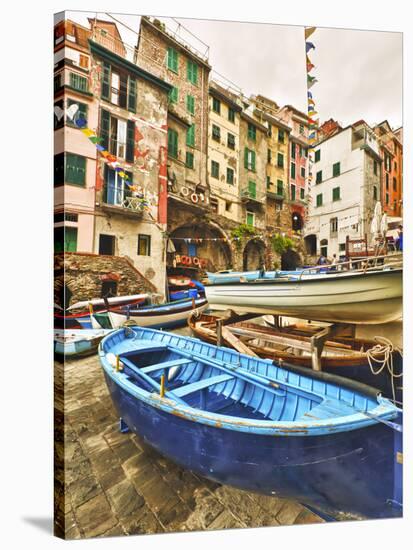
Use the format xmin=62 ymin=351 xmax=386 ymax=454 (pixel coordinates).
xmin=304 ymin=26 xmax=319 ymax=221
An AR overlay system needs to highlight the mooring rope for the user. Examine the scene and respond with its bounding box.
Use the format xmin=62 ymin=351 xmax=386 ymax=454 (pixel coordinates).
xmin=366 ymin=336 xmax=403 ymax=405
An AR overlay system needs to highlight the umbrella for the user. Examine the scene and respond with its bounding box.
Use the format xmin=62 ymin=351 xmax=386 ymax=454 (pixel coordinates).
xmin=166 ymin=239 xmax=176 ymax=253
xmin=370 ymin=216 xmax=379 ymax=236
xmin=380 ymin=213 xmax=388 ymax=235
xmin=374 ymin=201 xmax=382 ymax=218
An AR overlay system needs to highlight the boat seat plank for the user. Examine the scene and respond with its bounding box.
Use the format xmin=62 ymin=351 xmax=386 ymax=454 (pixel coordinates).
xmin=141 ymin=358 xmax=192 ymax=375
xmin=173 ymin=374 xmax=234 ymax=397
xmin=302 ymin=399 xmax=356 ymax=420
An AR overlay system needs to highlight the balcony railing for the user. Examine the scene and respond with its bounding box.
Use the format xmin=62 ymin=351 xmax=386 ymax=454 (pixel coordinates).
xmin=240 ymin=187 xmax=265 ymax=204
xmin=266 ymin=187 xmax=284 ymax=200
xmin=101 ymin=185 xmax=145 ymax=215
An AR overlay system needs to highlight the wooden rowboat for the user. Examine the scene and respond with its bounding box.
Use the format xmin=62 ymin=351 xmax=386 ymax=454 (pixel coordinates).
xmin=99 ymin=326 xmax=402 ymax=521
xmin=54 ymin=328 xmax=112 ymax=357
xmin=188 ymin=313 xmax=402 ymax=401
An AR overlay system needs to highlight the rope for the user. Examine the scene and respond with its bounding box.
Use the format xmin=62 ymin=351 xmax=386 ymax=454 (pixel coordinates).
xmin=366 ymin=336 xmax=403 ymax=405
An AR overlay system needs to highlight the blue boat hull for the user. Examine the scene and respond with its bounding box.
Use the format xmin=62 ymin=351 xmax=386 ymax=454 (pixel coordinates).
xmin=104 ymin=371 xmax=401 ymax=520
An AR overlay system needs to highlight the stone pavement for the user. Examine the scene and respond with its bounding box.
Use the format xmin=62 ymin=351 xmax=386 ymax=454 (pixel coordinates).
xmin=55 ymin=353 xmax=323 ymax=539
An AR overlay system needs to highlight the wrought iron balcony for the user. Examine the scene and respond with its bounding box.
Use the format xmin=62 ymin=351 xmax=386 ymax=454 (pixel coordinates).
xmin=101 ymin=185 xmax=145 ymax=216
xmin=240 ymin=187 xmax=266 ymax=204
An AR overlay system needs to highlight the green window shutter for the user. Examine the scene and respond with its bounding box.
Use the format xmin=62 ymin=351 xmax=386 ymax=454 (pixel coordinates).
xmin=316 ymin=170 xmax=322 ymax=184
xmin=244 ymin=147 xmax=248 ymax=169
xmin=300 ymin=187 xmax=305 ymax=200
xmin=212 ymin=97 xmax=220 ymax=114
xmin=100 ymin=109 xmax=110 ymax=150
xmin=186 ymin=124 xmax=195 ymax=147
xmin=332 ymin=187 xmax=341 ymax=201
xmin=333 ymin=162 xmax=340 ymax=177
xmin=168 ymin=128 xmax=178 ymax=158
xmin=227 ymin=168 xmax=234 ymax=184
xmin=186 ymin=151 xmax=194 ymax=168
xmin=278 ymin=129 xmax=284 ymax=143
xmin=291 ymin=162 xmax=296 ymax=179
xmin=248 ymin=124 xmax=256 ymax=141
xmin=70 ymin=73 xmax=88 ymax=92
xmin=126 ymin=120 xmax=135 ymax=163
xmin=66 ymin=154 xmax=86 ymax=186
xmin=169 ymin=86 xmax=178 ymax=103
xmin=246 ymin=212 xmax=254 ymax=226
xmin=128 ymin=77 xmax=137 ymax=113
xmin=186 ymin=94 xmax=195 ymax=114
xmin=187 ymin=60 xmax=198 ymax=84
xmin=316 ymin=193 xmax=323 ymax=207
xmin=277 ymin=180 xmax=283 ymax=196
xmin=211 ymin=161 xmax=219 ymax=178
xmin=228 ymin=108 xmax=235 ymax=123
xmin=167 ymin=47 xmax=178 ymax=72
xmin=291 ymin=142 xmax=296 ymax=159
xmin=65 ymin=227 xmax=78 ymax=252
xmin=251 ymin=150 xmax=256 ymax=171
xmin=315 ymin=149 xmax=320 ymax=162
xmin=102 ymin=62 xmax=111 ymax=99
xmin=291 ymin=184 xmax=296 ymax=201
xmin=248 ymin=180 xmax=256 ymax=198
xmin=277 ymin=153 xmax=284 ymax=168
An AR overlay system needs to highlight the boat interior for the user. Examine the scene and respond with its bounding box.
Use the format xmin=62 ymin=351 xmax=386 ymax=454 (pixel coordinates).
xmin=117 ymin=344 xmax=374 ymax=423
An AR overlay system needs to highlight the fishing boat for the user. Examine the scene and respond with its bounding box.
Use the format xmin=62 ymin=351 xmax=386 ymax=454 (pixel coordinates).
xmin=206 ymin=268 xmax=324 ymax=284
xmin=188 ymin=313 xmax=402 ymax=401
xmin=54 ymin=328 xmax=112 ymax=357
xmin=107 ymin=297 xmax=209 ymax=330
xmin=99 ymin=326 xmax=402 ymax=521
xmin=205 ymin=266 xmax=403 ymax=324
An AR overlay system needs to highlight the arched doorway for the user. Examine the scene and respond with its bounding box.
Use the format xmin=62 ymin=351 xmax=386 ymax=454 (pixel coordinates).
xmin=292 ymin=212 xmax=303 ymax=232
xmin=281 ymin=249 xmax=302 ymax=270
xmin=243 ymin=239 xmax=266 ymax=271
xmin=304 ymin=234 xmax=317 ymax=256
xmin=170 ymin=222 xmax=232 ymax=271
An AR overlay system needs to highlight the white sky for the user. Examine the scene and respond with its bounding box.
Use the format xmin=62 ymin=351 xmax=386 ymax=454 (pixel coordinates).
xmin=67 ymin=10 xmax=402 ymax=129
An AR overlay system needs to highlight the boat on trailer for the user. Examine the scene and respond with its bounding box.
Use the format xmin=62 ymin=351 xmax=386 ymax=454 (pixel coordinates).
xmin=205 ymin=265 xmax=402 ymax=324
xmin=188 ymin=313 xmax=402 ymax=401
xmin=54 ymin=328 xmax=112 ymax=357
xmin=107 ymin=297 xmax=208 ymax=330
xmin=99 ymin=326 xmax=402 ymax=521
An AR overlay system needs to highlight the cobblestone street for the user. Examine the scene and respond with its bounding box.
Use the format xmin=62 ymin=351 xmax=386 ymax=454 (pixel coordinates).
xmin=55 ymin=352 xmax=323 ymax=539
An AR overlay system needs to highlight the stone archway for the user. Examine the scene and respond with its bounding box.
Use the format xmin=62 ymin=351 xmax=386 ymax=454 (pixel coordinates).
xmin=170 ymin=221 xmax=232 ymax=271
xmin=292 ymin=211 xmax=303 ymax=232
xmin=281 ymin=248 xmax=302 ymax=270
xmin=304 ymin=234 xmax=317 ymax=256
xmin=243 ymin=238 xmax=266 ymax=271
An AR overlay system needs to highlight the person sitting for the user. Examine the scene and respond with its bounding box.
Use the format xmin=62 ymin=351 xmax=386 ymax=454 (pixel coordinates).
xmin=329 ymin=253 xmax=338 ymax=271
xmin=316 ymin=254 xmax=327 ymax=265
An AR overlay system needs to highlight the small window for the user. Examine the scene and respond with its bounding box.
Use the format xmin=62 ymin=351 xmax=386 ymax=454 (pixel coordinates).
xmin=332 ymin=187 xmax=341 ymax=201
xmin=291 ymin=142 xmax=296 ymax=159
xmin=54 ymin=73 xmax=62 ymax=92
xmin=267 ymin=123 xmax=272 ymax=137
xmin=316 ymin=170 xmax=322 ymax=184
xmin=167 ymin=47 xmax=179 ymax=73
xmin=315 ymin=149 xmax=321 ymax=162
xmin=65 ymin=153 xmax=86 ymax=186
xmin=339 ymin=243 xmax=346 ymax=252
xmin=394 ymin=161 xmax=397 ymax=172
xmin=291 ymin=162 xmax=296 ymax=180
xmin=246 ymin=211 xmax=255 ymax=227
xmin=291 ymin=184 xmax=296 ymax=201
xmin=225 ymin=201 xmax=232 ymax=212
xmin=267 ymin=149 xmax=272 ymax=163
xmin=266 ymin=176 xmax=271 ymax=189
xmin=248 ymin=180 xmax=257 ymax=199
xmin=69 ymin=72 xmax=88 ymax=92
xmin=212 ymin=124 xmax=221 ymax=141
xmin=278 ymin=129 xmax=285 ymax=143
xmin=393 ymin=177 xmax=397 ymax=191
xmin=212 ymin=97 xmax=221 ymax=114
xmin=228 ymin=107 xmax=235 ymax=123
xmin=211 ymin=160 xmax=219 ymax=179
xmin=330 ymin=217 xmax=338 ymax=233
xmin=64 ymin=227 xmax=78 ymax=252
xmin=226 ymin=167 xmax=234 ymax=184
xmin=244 ymin=148 xmax=256 ymax=171
xmin=186 ymin=94 xmax=195 ymax=114
xmin=186 ymin=124 xmax=195 ymax=147
xmin=276 ymin=180 xmax=283 ymax=196
xmin=247 ymin=123 xmax=256 ymax=141
xmin=187 ymin=60 xmax=198 ymax=85
xmin=386 ymin=193 xmax=389 ymax=205
xmin=333 ymin=162 xmax=341 ymax=177
xmin=277 ymin=153 xmax=284 ymax=168
xmin=300 ymin=187 xmax=305 ymax=200
xmin=227 ymin=133 xmax=235 ymax=149
xmin=99 ymin=234 xmax=115 ymax=255
xmin=79 ymin=54 xmax=89 ymax=69
xmin=138 ymin=234 xmax=151 ymax=256
xmin=168 ymin=86 xmax=178 ymax=103
xmin=300 ymin=167 xmax=305 ymax=178
xmin=316 ymin=193 xmax=323 ymax=207
xmin=373 ymin=185 xmax=378 ymax=201
xmin=168 ymin=128 xmax=178 ymax=158
xmin=373 ymin=160 xmax=378 ymax=176
xmin=186 ymin=151 xmax=194 ymax=169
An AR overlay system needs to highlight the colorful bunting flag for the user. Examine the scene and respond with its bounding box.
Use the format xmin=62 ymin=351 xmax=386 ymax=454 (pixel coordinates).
xmin=305 ymin=26 xmax=316 ymax=39
xmin=305 ymin=41 xmax=315 ymax=53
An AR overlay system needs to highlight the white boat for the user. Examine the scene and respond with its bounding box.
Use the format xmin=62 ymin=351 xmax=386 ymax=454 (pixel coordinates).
xmin=54 ymin=329 xmax=113 ymax=357
xmin=66 ymin=293 xmax=150 ymax=311
xmin=205 ymin=267 xmax=402 ymax=325
xmin=108 ymin=297 xmax=209 ymax=329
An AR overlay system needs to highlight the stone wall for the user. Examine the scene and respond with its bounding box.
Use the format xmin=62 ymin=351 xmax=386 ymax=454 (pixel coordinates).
xmin=54 ymin=252 xmax=157 ymax=308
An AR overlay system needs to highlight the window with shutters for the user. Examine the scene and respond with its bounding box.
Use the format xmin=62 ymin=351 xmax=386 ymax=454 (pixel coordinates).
xmin=228 ymin=108 xmax=235 ymax=123
xmin=291 ymin=142 xmax=296 ymax=159
xmin=186 ymin=94 xmax=195 ymax=114
xmin=101 ymin=62 xmax=111 ymax=100
xmin=54 ymin=153 xmax=64 ymax=187
xmin=69 ymin=72 xmax=88 ymax=92
xmin=227 ymin=133 xmax=235 ymax=149
xmin=128 ymin=77 xmax=137 ymax=113
xmin=277 ymin=180 xmax=283 ymax=196
xmin=126 ymin=120 xmax=135 ymax=163
xmin=247 ymin=123 xmax=256 ymax=141
xmin=333 ymin=162 xmax=340 ymax=177
xmin=332 ymin=187 xmax=341 ymax=201
xmin=168 ymin=128 xmax=178 ymax=158
xmin=315 ymin=149 xmax=321 ymax=162
xmin=316 ymin=170 xmax=322 ymax=184
xmin=373 ymin=160 xmax=378 ymax=176
xmin=393 ymin=177 xmax=397 ymax=191
xmin=103 ymin=166 xmax=133 ymax=207
xmin=300 ymin=187 xmax=305 ymax=200
xmin=54 ymin=73 xmax=62 ymax=92
xmin=266 ymin=176 xmax=271 ymax=189
xmin=290 ymin=184 xmax=296 ymax=201
xmin=291 ymin=162 xmax=296 ymax=180
xmin=316 ymin=193 xmax=323 ymax=207
xmin=330 ymin=217 xmax=338 ymax=234
xmin=63 ymin=227 xmax=78 ymax=252
xmin=212 ymin=124 xmax=220 ymax=141
xmin=385 ymin=173 xmax=389 ymax=190
xmin=138 ymin=234 xmax=151 ymax=256
xmin=246 ymin=211 xmax=255 ymax=227
xmin=267 ymin=149 xmax=272 ymax=164
xmin=244 ymin=148 xmax=256 ymax=171
xmin=267 ymin=124 xmax=272 ymax=137
xmin=187 ymin=124 xmax=195 ymax=147
xmin=248 ymin=180 xmax=256 ymax=199
xmin=65 ymin=154 xmax=86 ymax=186
xmin=373 ymin=185 xmax=378 ymax=201
xmin=118 ymin=73 xmax=128 ymax=108
xmin=110 ymin=71 xmax=120 ymax=104
xmin=278 ymin=129 xmax=285 ymax=143
xmin=187 ymin=60 xmax=198 ymax=84
xmin=211 ymin=160 xmax=219 ymax=179
xmin=386 ymin=193 xmax=389 ymax=205
xmin=66 ymin=99 xmax=87 ymax=127
xmin=277 ymin=153 xmax=284 ymax=168
xmin=227 ymin=167 xmax=234 ymax=184
xmin=167 ymin=47 xmax=179 ymax=73
xmin=212 ymin=97 xmax=221 ymax=114
xmin=168 ymin=86 xmax=178 ymax=103
xmin=186 ymin=151 xmax=194 ymax=169
xmin=79 ymin=54 xmax=89 ymax=69
xmin=301 ymin=167 xmax=305 ymax=178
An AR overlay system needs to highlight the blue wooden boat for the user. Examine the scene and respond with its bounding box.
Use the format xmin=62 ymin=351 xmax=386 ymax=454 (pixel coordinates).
xmin=99 ymin=327 xmax=402 ymax=521
xmin=54 ymin=328 xmax=113 ymax=357
xmin=206 ymin=268 xmax=320 ymax=284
